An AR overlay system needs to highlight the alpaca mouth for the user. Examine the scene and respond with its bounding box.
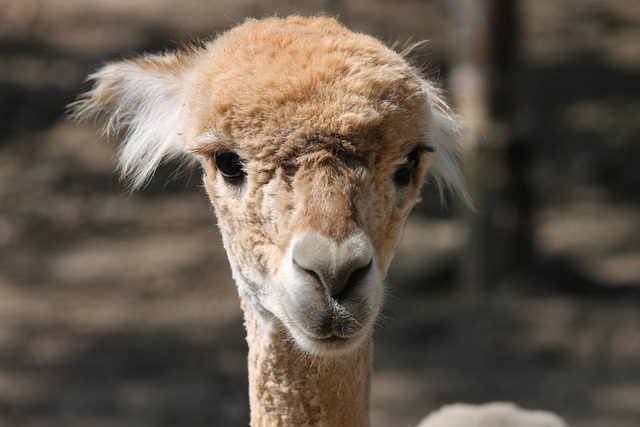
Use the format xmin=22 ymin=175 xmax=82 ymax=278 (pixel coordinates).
xmin=296 ymin=301 xmax=368 ymax=340
xmin=279 ymin=307 xmax=370 ymax=355
xmin=300 ymin=327 xmax=366 ymax=354
xmin=312 ymin=334 xmax=350 ymax=344
xmin=308 ymin=327 xmax=361 ymax=342
xmin=291 ymin=313 xmax=365 ymax=342
xmin=277 ymin=281 xmax=383 ymax=355
xmin=324 ymin=335 xmax=349 ymax=342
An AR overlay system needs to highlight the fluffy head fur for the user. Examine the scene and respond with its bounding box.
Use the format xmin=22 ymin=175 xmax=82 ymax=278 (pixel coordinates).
xmin=71 ymin=15 xmax=471 ymax=357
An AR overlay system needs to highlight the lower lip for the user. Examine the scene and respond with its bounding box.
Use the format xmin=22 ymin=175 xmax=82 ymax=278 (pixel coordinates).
xmin=309 ymin=332 xmax=361 ymax=349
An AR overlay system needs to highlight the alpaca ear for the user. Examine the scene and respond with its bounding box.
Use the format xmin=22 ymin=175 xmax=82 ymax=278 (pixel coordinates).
xmin=70 ymin=51 xmax=198 ymax=189
xmin=421 ymin=80 xmax=473 ymax=207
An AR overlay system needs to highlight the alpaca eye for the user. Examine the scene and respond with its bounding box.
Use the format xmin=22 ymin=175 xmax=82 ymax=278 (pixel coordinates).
xmin=215 ymin=151 xmax=246 ymax=183
xmin=393 ymin=149 xmax=421 ymax=186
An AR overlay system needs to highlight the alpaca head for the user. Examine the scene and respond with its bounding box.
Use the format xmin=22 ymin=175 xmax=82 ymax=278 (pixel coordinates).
xmin=72 ymin=16 xmax=470 ymax=357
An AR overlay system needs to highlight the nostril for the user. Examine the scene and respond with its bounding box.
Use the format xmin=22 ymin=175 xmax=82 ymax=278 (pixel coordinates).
xmin=331 ymin=258 xmax=373 ymax=302
xmin=292 ymin=260 xmax=323 ymax=289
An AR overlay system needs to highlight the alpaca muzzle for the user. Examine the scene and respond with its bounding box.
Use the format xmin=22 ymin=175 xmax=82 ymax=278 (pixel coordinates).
xmin=278 ymin=231 xmax=383 ymax=356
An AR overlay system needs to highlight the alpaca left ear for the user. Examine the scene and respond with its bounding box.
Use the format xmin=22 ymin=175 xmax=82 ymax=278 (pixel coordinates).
xmin=420 ymin=79 xmax=473 ymax=207
xmin=70 ymin=50 xmax=199 ymax=189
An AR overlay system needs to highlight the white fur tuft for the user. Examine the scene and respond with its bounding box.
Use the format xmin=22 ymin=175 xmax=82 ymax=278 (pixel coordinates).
xmin=417 ymin=402 xmax=569 ymax=427
xmin=70 ymin=54 xmax=193 ymax=189
xmin=421 ymin=80 xmax=474 ymax=207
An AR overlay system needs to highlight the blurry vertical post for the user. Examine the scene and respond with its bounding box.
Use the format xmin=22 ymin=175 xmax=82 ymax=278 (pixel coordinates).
xmin=447 ymin=0 xmax=534 ymax=290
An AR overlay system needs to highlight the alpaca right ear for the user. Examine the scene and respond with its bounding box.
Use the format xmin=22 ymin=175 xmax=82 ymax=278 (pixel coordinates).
xmin=70 ymin=51 xmax=198 ymax=189
xmin=420 ymin=79 xmax=474 ymax=208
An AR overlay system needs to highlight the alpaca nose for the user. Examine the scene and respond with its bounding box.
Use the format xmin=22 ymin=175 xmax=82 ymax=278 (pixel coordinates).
xmin=291 ymin=232 xmax=374 ymax=300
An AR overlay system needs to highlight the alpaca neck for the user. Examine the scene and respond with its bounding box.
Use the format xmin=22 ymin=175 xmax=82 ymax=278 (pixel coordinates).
xmin=241 ymin=299 xmax=372 ymax=427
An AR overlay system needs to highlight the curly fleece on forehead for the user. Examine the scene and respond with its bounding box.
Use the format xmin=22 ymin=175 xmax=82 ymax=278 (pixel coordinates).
xmin=187 ymin=16 xmax=427 ymax=154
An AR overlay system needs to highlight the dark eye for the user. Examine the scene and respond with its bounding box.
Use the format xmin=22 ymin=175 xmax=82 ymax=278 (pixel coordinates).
xmin=393 ymin=149 xmax=421 ymax=186
xmin=215 ymin=151 xmax=245 ymax=183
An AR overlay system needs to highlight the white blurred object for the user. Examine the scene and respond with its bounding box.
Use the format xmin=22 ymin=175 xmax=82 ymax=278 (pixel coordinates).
xmin=417 ymin=402 xmax=570 ymax=427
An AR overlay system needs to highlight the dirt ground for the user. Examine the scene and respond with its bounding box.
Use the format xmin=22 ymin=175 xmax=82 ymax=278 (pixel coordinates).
xmin=1 ymin=1 xmax=639 ymax=426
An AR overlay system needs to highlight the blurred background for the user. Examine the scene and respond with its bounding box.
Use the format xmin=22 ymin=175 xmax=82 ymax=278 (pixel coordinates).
xmin=0 ymin=0 xmax=638 ymax=426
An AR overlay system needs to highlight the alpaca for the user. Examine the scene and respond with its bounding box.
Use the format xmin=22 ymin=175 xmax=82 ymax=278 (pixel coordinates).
xmin=71 ymin=16 xmax=567 ymax=427
xmin=418 ymin=403 xmax=568 ymax=427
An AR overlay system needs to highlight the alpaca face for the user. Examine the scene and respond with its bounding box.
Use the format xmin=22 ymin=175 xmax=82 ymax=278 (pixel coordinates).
xmin=198 ymin=130 xmax=430 ymax=356
xmin=188 ymin=18 xmax=434 ymax=356
xmin=71 ymin=16 xmax=469 ymax=357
